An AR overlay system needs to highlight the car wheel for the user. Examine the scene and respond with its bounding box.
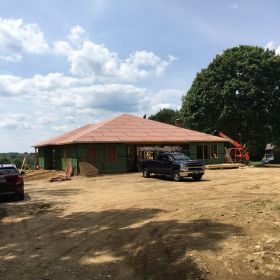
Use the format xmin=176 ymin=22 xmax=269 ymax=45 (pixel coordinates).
xmin=143 ymin=168 xmax=150 ymax=178
xmin=18 ymin=192 xmax=25 ymax=201
xmin=192 ymin=174 xmax=203 ymax=181
xmin=172 ymin=171 xmax=181 ymax=182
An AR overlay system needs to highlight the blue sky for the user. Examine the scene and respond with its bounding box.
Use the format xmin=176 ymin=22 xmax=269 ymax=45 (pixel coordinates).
xmin=0 ymin=0 xmax=279 ymax=152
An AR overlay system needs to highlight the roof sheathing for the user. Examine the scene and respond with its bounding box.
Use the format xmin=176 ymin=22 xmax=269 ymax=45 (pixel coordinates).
xmin=34 ymin=124 xmax=92 ymax=147
xmin=33 ymin=114 xmax=227 ymax=147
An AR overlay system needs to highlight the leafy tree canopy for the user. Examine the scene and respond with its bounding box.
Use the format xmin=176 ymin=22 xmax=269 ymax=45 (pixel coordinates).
xmin=149 ymin=108 xmax=180 ymax=125
xmin=181 ymin=45 xmax=280 ymax=159
xmin=0 ymin=157 xmax=11 ymax=164
xmin=0 ymin=153 xmax=36 ymax=169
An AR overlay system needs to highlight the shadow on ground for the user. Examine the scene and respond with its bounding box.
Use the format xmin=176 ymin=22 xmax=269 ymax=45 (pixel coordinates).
xmin=0 ymin=202 xmax=243 ymax=280
xmin=149 ymin=174 xmax=210 ymax=182
xmin=0 ymin=193 xmax=31 ymax=204
xmin=32 ymin=188 xmax=82 ymax=197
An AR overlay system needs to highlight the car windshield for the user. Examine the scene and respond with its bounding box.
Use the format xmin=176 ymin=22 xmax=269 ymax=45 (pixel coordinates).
xmin=0 ymin=167 xmax=18 ymax=175
xmin=170 ymin=153 xmax=190 ymax=161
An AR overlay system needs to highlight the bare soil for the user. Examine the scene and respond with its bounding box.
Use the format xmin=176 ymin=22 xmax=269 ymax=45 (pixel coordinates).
xmin=1 ymin=167 xmax=280 ymax=280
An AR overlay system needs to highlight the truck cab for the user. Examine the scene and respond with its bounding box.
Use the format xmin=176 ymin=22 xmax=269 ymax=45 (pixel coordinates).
xmin=139 ymin=151 xmax=205 ymax=181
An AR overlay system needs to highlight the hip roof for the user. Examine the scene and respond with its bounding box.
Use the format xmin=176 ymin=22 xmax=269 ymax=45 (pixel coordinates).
xmin=34 ymin=114 xmax=227 ymax=147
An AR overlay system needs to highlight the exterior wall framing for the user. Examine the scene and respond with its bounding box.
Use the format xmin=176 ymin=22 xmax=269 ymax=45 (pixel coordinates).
xmin=38 ymin=141 xmax=225 ymax=173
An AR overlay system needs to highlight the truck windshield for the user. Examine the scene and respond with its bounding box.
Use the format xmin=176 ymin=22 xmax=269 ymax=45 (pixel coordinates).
xmin=170 ymin=153 xmax=190 ymax=161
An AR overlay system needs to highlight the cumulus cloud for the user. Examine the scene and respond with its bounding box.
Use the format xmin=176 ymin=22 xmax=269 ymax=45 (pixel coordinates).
xmin=0 ymin=72 xmax=90 ymax=97
xmin=0 ymin=20 xmax=180 ymax=136
xmin=53 ymin=25 xmax=175 ymax=82
xmin=264 ymin=41 xmax=280 ymax=54
xmin=34 ymin=112 xmax=58 ymax=125
xmin=53 ymin=41 xmax=72 ymax=56
xmin=142 ymin=88 xmax=183 ymax=113
xmin=0 ymin=114 xmax=33 ymax=129
xmin=0 ymin=18 xmax=49 ymax=62
xmin=0 ymin=54 xmax=22 ymax=63
xmin=265 ymin=41 xmax=274 ymax=50
xmin=51 ymin=124 xmax=78 ymax=133
xmin=0 ymin=72 xmax=183 ymax=131
xmin=68 ymin=25 xmax=87 ymax=46
xmin=0 ymin=112 xmax=61 ymax=131
xmin=0 ymin=73 xmax=147 ymax=111
xmin=0 ymin=18 xmax=175 ymax=81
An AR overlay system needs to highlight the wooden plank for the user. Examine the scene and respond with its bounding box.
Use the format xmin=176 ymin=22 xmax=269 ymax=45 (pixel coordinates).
xmin=205 ymin=163 xmax=245 ymax=170
xmin=262 ymin=164 xmax=280 ymax=168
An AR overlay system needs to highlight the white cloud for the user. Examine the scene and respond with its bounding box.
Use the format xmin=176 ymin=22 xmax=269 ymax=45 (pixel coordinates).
xmin=265 ymin=41 xmax=280 ymax=54
xmin=53 ymin=26 xmax=176 ymax=82
xmin=0 ymin=18 xmax=175 ymax=81
xmin=0 ymin=72 xmax=90 ymax=96
xmin=0 ymin=112 xmax=62 ymax=131
xmin=0 ymin=54 xmax=22 ymax=63
xmin=0 ymin=18 xmax=49 ymax=62
xmin=119 ymin=51 xmax=174 ymax=80
xmin=0 ymin=114 xmax=33 ymax=129
xmin=51 ymin=124 xmax=77 ymax=133
xmin=0 ymin=72 xmax=145 ymax=110
xmin=265 ymin=41 xmax=274 ymax=50
xmin=53 ymin=41 xmax=72 ymax=56
xmin=34 ymin=112 xmax=58 ymax=125
xmin=0 ymin=20 xmax=180 ymax=139
xmin=0 ymin=72 xmax=183 ymax=131
xmin=142 ymin=89 xmax=183 ymax=114
xmin=68 ymin=25 xmax=87 ymax=46
xmin=0 ymin=75 xmax=26 ymax=96
xmin=68 ymin=41 xmax=120 ymax=79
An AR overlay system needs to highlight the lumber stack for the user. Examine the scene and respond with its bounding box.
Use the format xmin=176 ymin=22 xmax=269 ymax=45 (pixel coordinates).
xmin=205 ymin=163 xmax=245 ymax=170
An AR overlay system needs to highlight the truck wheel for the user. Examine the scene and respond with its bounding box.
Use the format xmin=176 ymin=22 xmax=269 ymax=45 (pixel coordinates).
xmin=143 ymin=168 xmax=150 ymax=178
xmin=172 ymin=171 xmax=181 ymax=182
xmin=192 ymin=174 xmax=203 ymax=181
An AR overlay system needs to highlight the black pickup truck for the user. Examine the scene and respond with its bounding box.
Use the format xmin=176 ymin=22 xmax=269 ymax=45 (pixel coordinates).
xmin=139 ymin=152 xmax=205 ymax=181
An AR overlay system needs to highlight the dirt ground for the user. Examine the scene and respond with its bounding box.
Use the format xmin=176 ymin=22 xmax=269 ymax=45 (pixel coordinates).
xmin=0 ymin=167 xmax=280 ymax=280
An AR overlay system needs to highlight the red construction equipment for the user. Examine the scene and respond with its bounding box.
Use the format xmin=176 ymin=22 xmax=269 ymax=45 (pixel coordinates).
xmin=212 ymin=130 xmax=250 ymax=163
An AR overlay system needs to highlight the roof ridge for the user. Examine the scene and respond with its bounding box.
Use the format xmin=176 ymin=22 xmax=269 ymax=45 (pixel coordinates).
xmin=127 ymin=114 xmax=214 ymax=136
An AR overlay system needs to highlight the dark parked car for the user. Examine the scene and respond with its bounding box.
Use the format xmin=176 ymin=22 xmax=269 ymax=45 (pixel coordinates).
xmin=139 ymin=152 xmax=205 ymax=181
xmin=0 ymin=164 xmax=24 ymax=200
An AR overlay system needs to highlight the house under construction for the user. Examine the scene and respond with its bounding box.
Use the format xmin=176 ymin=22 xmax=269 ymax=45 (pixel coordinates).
xmin=33 ymin=114 xmax=227 ymax=173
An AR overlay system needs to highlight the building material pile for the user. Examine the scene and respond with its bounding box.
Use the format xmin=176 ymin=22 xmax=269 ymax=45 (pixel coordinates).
xmin=206 ymin=163 xmax=245 ymax=170
xmin=79 ymin=162 xmax=98 ymax=177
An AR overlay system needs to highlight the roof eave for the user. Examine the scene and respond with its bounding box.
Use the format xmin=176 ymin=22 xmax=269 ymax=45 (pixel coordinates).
xmin=33 ymin=138 xmax=228 ymax=147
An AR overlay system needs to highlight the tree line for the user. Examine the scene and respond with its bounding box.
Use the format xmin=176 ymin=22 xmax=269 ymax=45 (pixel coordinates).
xmin=149 ymin=45 xmax=280 ymax=160
xmin=0 ymin=153 xmax=36 ymax=169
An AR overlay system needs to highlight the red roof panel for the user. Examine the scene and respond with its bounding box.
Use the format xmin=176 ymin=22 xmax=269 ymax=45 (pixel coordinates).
xmin=33 ymin=114 xmax=227 ymax=147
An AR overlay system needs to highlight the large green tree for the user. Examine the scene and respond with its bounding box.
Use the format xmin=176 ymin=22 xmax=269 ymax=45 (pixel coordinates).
xmin=149 ymin=108 xmax=180 ymax=125
xmin=181 ymin=45 xmax=280 ymax=159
